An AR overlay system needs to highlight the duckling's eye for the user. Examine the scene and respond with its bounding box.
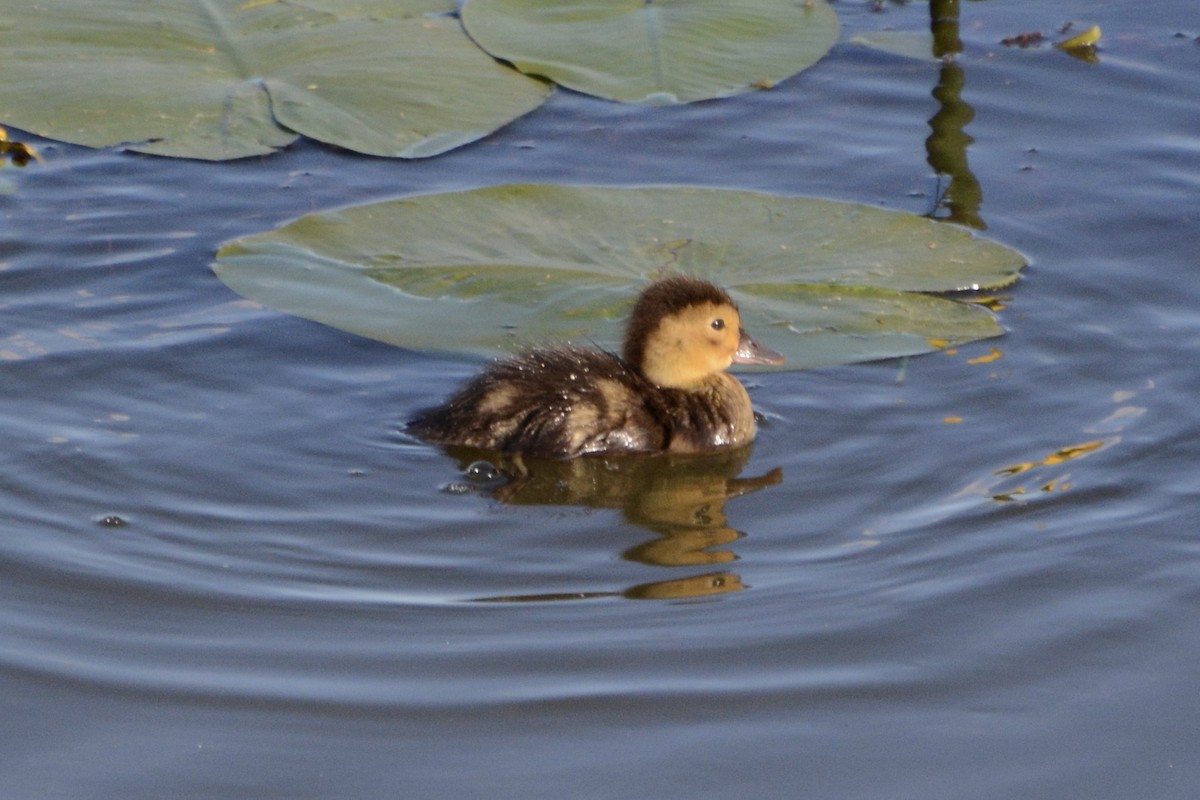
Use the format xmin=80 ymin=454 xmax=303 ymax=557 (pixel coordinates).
xmin=710 ymin=318 xmax=725 ymax=331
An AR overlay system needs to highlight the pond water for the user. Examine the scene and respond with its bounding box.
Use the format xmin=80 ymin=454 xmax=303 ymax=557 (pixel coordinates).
xmin=4 ymin=1 xmax=1200 ymax=797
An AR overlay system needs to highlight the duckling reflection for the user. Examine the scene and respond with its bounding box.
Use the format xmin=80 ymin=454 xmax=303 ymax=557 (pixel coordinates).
xmin=435 ymin=444 xmax=782 ymax=602
xmin=475 ymin=572 xmax=748 ymax=603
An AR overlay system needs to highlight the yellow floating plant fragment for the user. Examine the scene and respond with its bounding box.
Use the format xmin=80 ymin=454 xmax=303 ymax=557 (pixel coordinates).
xmin=969 ymin=295 xmax=1009 ymax=312
xmin=967 ymin=347 xmax=1003 ymax=365
xmin=994 ymin=439 xmax=1107 ymax=478
xmin=1057 ymin=25 xmax=1101 ymax=50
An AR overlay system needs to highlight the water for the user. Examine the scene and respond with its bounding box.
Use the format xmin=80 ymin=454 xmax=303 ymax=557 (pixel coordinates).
xmin=4 ymin=1 xmax=1200 ymax=797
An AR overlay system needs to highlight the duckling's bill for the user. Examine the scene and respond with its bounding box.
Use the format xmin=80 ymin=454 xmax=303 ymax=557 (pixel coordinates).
xmin=733 ymin=329 xmax=785 ymax=366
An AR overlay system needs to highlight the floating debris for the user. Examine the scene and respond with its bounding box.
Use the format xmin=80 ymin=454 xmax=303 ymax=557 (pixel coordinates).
xmin=0 ymin=126 xmax=44 ymax=166
xmin=1057 ymin=25 xmax=1101 ymax=51
xmin=1001 ymin=31 xmax=1044 ymax=48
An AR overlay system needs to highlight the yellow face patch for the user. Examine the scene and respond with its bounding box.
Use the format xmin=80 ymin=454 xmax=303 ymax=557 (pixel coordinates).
xmin=640 ymin=301 xmax=742 ymax=388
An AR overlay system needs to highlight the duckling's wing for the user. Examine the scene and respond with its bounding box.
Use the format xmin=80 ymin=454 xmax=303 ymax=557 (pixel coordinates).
xmin=504 ymin=348 xmax=666 ymax=457
xmin=408 ymin=347 xmax=667 ymax=458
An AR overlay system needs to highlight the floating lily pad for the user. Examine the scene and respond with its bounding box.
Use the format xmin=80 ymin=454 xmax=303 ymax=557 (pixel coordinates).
xmin=0 ymin=0 xmax=550 ymax=160
xmin=213 ymin=185 xmax=1026 ymax=369
xmin=461 ymin=0 xmax=840 ymax=104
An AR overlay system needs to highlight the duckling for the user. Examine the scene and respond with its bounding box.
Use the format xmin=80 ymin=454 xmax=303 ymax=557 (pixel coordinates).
xmin=407 ymin=274 xmax=784 ymax=458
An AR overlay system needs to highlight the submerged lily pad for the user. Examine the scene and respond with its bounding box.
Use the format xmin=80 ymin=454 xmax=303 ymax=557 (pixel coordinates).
xmin=0 ymin=0 xmax=550 ymax=160
xmin=213 ymin=185 xmax=1026 ymax=369
xmin=461 ymin=0 xmax=840 ymax=104
xmin=849 ymin=30 xmax=938 ymax=61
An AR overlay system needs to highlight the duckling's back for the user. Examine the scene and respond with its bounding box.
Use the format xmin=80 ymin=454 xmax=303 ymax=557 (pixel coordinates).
xmin=407 ymin=347 xmax=668 ymax=458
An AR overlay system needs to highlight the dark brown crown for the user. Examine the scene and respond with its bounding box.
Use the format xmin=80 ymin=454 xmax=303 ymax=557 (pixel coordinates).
xmin=622 ymin=274 xmax=735 ymax=371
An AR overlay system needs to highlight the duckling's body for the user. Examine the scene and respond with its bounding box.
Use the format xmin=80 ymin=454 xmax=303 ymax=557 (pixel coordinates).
xmin=410 ymin=346 xmax=757 ymax=456
xmin=407 ymin=275 xmax=782 ymax=458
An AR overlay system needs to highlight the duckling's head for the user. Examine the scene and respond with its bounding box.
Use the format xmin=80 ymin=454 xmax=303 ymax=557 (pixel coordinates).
xmin=623 ymin=275 xmax=784 ymax=389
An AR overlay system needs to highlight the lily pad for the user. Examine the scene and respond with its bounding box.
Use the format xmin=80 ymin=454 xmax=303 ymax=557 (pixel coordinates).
xmin=461 ymin=0 xmax=840 ymax=104
xmin=213 ymin=185 xmax=1026 ymax=369
xmin=0 ymin=0 xmax=550 ymax=160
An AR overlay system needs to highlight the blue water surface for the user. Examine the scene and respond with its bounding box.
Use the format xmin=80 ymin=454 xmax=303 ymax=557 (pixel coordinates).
xmin=3 ymin=1 xmax=1200 ymax=798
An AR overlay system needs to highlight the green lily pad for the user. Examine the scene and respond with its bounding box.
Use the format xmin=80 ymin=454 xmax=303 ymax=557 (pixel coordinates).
xmin=0 ymin=0 xmax=550 ymax=160
xmin=461 ymin=0 xmax=840 ymax=104
xmin=213 ymin=184 xmax=1026 ymax=369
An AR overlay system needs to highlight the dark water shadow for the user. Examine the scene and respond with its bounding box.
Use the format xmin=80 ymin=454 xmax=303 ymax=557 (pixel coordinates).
xmin=926 ymin=0 xmax=985 ymax=230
